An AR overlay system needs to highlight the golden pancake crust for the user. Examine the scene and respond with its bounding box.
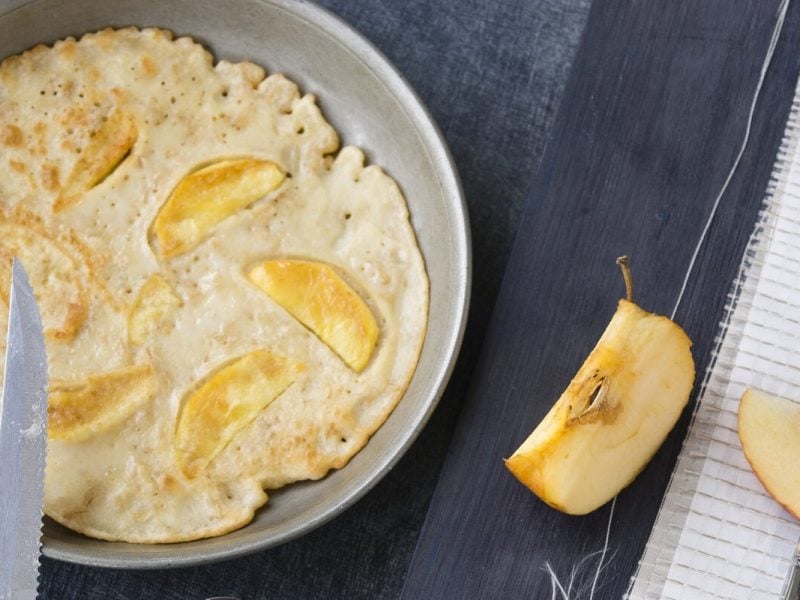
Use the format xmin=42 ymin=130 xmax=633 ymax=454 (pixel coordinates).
xmin=0 ymin=28 xmax=428 ymax=543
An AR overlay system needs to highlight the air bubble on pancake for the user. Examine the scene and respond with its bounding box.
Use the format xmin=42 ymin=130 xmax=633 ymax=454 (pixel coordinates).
xmin=174 ymin=349 xmax=304 ymax=479
xmin=248 ymin=259 xmax=380 ymax=373
xmin=49 ymin=364 xmax=156 ymax=442
xmin=151 ymin=158 xmax=286 ymax=258
xmin=54 ymin=107 xmax=138 ymax=212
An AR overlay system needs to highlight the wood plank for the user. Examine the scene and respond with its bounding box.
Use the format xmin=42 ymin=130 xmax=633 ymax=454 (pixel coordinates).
xmin=401 ymin=0 xmax=800 ymax=597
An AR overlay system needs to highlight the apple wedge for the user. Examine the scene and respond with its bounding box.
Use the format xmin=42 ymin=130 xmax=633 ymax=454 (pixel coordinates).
xmin=505 ymin=257 xmax=695 ymax=515
xmin=153 ymin=158 xmax=285 ymax=257
xmin=49 ymin=364 xmax=156 ymax=442
xmin=128 ymin=274 xmax=182 ymax=345
xmin=738 ymin=388 xmax=800 ymax=519
xmin=248 ymin=259 xmax=380 ymax=372
xmin=55 ymin=108 xmax=137 ymax=212
xmin=174 ymin=349 xmax=304 ymax=479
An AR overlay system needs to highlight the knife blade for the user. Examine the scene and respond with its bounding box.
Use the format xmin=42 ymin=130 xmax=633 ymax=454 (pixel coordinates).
xmin=0 ymin=258 xmax=48 ymax=600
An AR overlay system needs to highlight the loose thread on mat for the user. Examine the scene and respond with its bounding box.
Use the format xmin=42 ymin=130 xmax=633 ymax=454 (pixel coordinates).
xmin=545 ymin=0 xmax=791 ymax=597
xmin=546 ymin=535 xmax=618 ymax=600
xmin=589 ymin=497 xmax=616 ymax=597
xmin=670 ymin=0 xmax=790 ymax=321
xmin=627 ymin=0 xmax=791 ymax=597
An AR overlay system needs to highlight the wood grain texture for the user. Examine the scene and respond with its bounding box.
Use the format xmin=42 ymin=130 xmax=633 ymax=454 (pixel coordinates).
xmin=401 ymin=1 xmax=800 ymax=598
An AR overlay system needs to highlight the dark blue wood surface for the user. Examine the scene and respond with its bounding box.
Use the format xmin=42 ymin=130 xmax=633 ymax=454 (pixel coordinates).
xmin=401 ymin=0 xmax=800 ymax=598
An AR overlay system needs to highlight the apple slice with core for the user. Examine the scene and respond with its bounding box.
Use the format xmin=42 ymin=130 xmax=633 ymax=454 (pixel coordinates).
xmin=738 ymin=388 xmax=800 ymax=519
xmin=505 ymin=256 xmax=695 ymax=515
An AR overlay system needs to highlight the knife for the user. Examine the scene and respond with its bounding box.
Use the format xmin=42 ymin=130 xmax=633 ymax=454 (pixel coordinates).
xmin=0 ymin=259 xmax=49 ymax=600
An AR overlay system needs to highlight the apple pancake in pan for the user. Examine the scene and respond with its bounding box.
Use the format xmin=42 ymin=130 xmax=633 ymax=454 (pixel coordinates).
xmin=0 ymin=27 xmax=428 ymax=542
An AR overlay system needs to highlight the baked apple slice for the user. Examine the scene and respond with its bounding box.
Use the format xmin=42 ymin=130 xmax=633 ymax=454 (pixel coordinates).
xmin=248 ymin=259 xmax=379 ymax=372
xmin=55 ymin=108 xmax=137 ymax=212
xmin=174 ymin=349 xmax=303 ymax=479
xmin=153 ymin=158 xmax=284 ymax=257
xmin=49 ymin=364 xmax=156 ymax=442
xmin=128 ymin=274 xmax=182 ymax=345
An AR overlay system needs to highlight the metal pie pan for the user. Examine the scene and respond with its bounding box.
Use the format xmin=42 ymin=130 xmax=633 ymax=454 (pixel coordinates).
xmin=0 ymin=0 xmax=470 ymax=569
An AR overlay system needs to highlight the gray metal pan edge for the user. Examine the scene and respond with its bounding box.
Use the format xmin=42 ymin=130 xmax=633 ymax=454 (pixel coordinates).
xmin=0 ymin=0 xmax=470 ymax=568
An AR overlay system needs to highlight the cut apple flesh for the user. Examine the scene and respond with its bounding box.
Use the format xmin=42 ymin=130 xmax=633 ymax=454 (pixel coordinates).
xmin=153 ymin=158 xmax=285 ymax=257
xmin=55 ymin=108 xmax=137 ymax=212
xmin=248 ymin=259 xmax=379 ymax=372
xmin=738 ymin=388 xmax=800 ymax=519
xmin=49 ymin=364 xmax=156 ymax=442
xmin=174 ymin=349 xmax=303 ymax=479
xmin=128 ymin=274 xmax=182 ymax=345
xmin=505 ymin=299 xmax=694 ymax=515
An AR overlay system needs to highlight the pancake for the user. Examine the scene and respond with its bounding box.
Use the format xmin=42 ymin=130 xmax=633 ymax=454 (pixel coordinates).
xmin=0 ymin=28 xmax=428 ymax=542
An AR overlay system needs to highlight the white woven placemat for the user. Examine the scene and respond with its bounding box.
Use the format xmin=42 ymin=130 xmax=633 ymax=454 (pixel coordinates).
xmin=627 ymin=82 xmax=800 ymax=599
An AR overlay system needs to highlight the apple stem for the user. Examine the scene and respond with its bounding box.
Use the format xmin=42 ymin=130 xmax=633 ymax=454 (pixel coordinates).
xmin=616 ymin=256 xmax=634 ymax=302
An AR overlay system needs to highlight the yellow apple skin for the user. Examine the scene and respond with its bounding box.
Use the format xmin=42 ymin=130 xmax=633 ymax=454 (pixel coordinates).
xmin=505 ymin=299 xmax=694 ymax=515
xmin=738 ymin=388 xmax=800 ymax=519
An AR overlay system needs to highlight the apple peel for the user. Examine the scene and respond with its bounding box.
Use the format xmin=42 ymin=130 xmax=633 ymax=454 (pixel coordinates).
xmin=738 ymin=388 xmax=800 ymax=520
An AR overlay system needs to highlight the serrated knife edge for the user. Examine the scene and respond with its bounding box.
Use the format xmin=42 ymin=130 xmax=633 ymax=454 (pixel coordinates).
xmin=0 ymin=259 xmax=48 ymax=600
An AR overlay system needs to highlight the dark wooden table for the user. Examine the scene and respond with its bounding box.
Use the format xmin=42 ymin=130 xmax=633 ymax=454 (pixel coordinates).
xmin=38 ymin=0 xmax=800 ymax=598
xmin=402 ymin=0 xmax=800 ymax=598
